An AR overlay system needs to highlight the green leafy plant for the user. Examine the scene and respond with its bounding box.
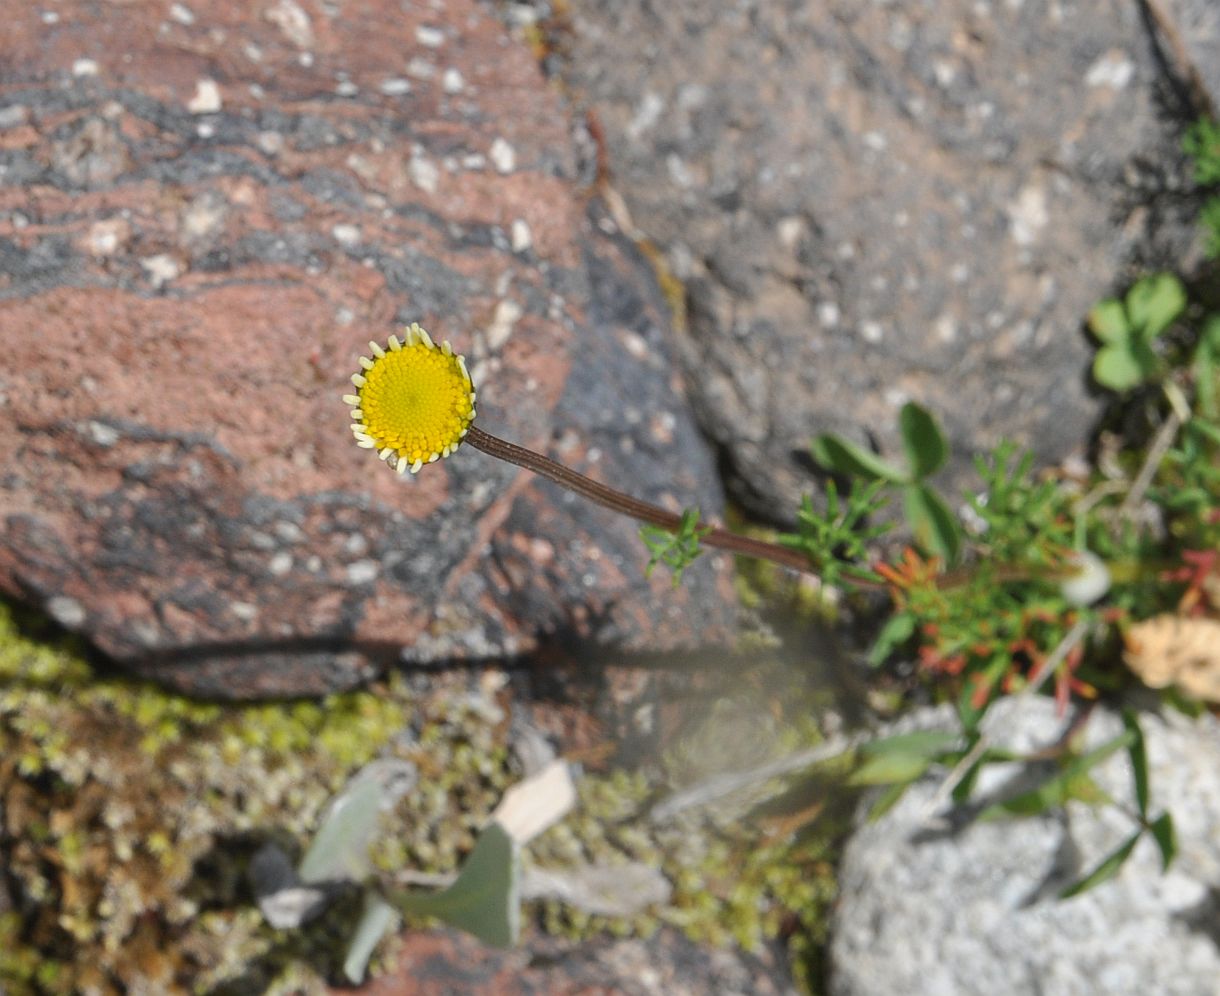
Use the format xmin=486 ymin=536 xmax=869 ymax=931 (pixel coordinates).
xmin=1088 ymin=274 xmax=1186 ymax=391
xmin=777 ymin=479 xmax=892 ymax=590
xmin=1184 ymin=117 xmax=1220 ymax=257
xmin=640 ymin=506 xmax=712 ymax=586
xmin=811 ymin=402 xmax=963 ymax=563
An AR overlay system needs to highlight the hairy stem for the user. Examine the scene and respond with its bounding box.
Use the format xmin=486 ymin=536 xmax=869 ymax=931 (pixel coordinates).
xmin=464 ymin=425 xmax=874 ymax=584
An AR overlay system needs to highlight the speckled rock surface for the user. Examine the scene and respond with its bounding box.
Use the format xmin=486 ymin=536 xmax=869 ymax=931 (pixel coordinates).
xmin=830 ymin=699 xmax=1220 ymax=996
xmin=1152 ymin=0 xmax=1220 ymax=115
xmin=358 ymin=926 xmax=797 ymax=996
xmin=560 ymin=0 xmax=1204 ymax=522
xmin=0 ymin=0 xmax=734 ymax=697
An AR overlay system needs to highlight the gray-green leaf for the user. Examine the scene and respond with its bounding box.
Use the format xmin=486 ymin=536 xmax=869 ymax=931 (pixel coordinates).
xmin=387 ymin=822 xmax=520 ymax=949
xmin=811 ymin=434 xmax=906 ymax=482
xmin=899 ymin=402 xmax=949 ymax=479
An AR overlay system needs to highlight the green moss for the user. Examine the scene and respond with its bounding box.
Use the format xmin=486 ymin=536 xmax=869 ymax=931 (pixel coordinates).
xmin=1 ymin=597 xmax=848 ymax=994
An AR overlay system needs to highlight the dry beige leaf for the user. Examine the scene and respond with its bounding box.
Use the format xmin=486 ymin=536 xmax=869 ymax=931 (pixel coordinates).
xmin=1124 ymin=615 xmax=1220 ymax=703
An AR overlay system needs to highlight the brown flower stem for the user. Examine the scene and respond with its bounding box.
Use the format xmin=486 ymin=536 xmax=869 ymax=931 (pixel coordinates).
xmin=465 ymin=424 xmax=884 ymax=587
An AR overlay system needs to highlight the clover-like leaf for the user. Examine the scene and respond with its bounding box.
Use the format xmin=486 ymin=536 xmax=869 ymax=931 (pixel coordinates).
xmin=1088 ymin=298 xmax=1129 ymax=344
xmin=1125 ymin=274 xmax=1185 ymax=340
xmin=1093 ymin=342 xmax=1149 ymax=392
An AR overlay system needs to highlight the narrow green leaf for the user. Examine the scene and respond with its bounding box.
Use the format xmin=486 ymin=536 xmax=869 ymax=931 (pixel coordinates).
xmin=978 ymin=728 xmax=1136 ymax=821
xmin=847 ymin=752 xmax=932 ymax=787
xmin=1187 ymin=416 xmax=1220 ymax=447
xmin=866 ymin=780 xmax=913 ymax=822
xmin=1059 ymin=830 xmax=1142 ymax=899
xmin=1121 ymin=710 xmax=1150 ymax=819
xmin=387 ymin=822 xmax=520 ymax=948
xmin=861 ymin=730 xmax=962 ymax=759
xmin=1125 ymin=274 xmax=1186 ymax=339
xmin=811 ymin=434 xmax=906 ymax=482
xmin=867 ymin=612 xmax=917 ymax=666
xmin=1195 ymin=315 xmax=1220 ymax=419
xmin=1088 ymin=298 xmax=1129 ymax=344
xmin=1148 ymin=812 xmax=1177 ymax=871
xmin=899 ymin=402 xmax=949 ymax=479
xmin=903 ymin=483 xmax=962 ymax=564
xmin=343 ymin=895 xmax=398 ymax=984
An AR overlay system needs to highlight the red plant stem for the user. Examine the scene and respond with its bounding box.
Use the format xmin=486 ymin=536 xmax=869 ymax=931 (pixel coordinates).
xmin=465 ymin=424 xmax=883 ymax=586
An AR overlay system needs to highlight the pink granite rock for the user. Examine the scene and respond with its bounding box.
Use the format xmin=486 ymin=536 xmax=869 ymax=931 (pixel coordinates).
xmin=0 ymin=0 xmax=734 ymax=697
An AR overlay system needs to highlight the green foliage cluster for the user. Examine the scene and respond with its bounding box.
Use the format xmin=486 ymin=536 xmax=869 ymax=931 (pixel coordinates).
xmin=640 ymin=507 xmax=712 ymax=586
xmin=1184 ymin=117 xmax=1220 ymax=257
xmin=793 ymin=279 xmax=1220 ymax=889
xmin=637 ymin=143 xmax=1220 ymax=897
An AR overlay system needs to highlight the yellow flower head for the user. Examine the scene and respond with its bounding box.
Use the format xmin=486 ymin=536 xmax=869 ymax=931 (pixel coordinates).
xmin=343 ymin=323 xmax=476 ymax=474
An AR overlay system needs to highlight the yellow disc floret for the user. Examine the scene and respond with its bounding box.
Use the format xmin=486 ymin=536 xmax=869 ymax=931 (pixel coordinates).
xmin=343 ymin=323 xmax=476 ymax=474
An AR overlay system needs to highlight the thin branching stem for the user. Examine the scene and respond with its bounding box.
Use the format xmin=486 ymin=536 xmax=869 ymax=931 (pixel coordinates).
xmin=465 ymin=425 xmax=881 ymax=584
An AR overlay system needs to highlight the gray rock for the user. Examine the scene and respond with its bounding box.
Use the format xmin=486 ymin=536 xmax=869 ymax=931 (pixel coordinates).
xmin=1149 ymin=0 xmax=1220 ymax=116
xmin=562 ymin=0 xmax=1205 ymax=522
xmin=830 ymin=698 xmax=1220 ymax=996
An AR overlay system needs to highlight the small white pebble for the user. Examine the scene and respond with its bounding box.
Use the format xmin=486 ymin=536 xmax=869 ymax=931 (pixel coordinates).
xmin=379 ymin=77 xmax=412 ymax=96
xmin=347 ymin=560 xmax=379 ymax=585
xmin=442 ymin=67 xmax=465 ymax=94
xmin=510 ymin=219 xmax=532 ymax=253
xmin=187 ymin=78 xmax=222 ymax=113
xmin=47 ymin=596 xmax=86 ymax=629
xmin=408 ymin=152 xmax=439 ymax=193
xmin=72 ymin=58 xmax=99 ymax=77
xmin=415 ymin=25 xmax=445 ymax=47
xmin=140 ymin=254 xmax=180 ymax=288
xmin=268 ymin=551 xmax=293 ymax=576
xmin=489 ymin=137 xmax=516 ymax=174
xmin=860 ymin=320 xmax=884 ymax=343
xmin=332 ymin=223 xmax=361 ymax=247
xmin=41 ymin=10 xmax=60 ymax=24
xmin=169 ymin=3 xmax=196 ymax=25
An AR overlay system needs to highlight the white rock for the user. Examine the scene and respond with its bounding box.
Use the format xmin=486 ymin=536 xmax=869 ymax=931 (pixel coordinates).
xmin=489 ymin=137 xmax=516 ymax=174
xmin=831 ymin=699 xmax=1220 ymax=996
xmin=187 ymin=78 xmax=222 ymax=114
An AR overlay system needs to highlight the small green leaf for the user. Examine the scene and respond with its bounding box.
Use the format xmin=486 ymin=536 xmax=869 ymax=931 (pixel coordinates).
xmin=343 ymin=896 xmax=398 ymax=984
xmin=387 ymin=822 xmax=520 ymax=948
xmin=867 ymin=612 xmax=917 ymax=665
xmin=1195 ymin=315 xmax=1220 ymax=418
xmin=811 ymin=434 xmax=906 ymax=482
xmin=899 ymin=402 xmax=949 ymax=479
xmin=1125 ymin=274 xmax=1185 ymax=339
xmin=861 ymin=730 xmax=962 ymax=759
xmin=848 ymin=752 xmax=933 ymax=787
xmin=979 ymin=728 xmax=1136 ymax=821
xmin=1093 ymin=343 xmax=1147 ymax=392
xmin=1121 ymin=710 xmax=1149 ymax=819
xmin=1148 ymin=812 xmax=1177 ymax=871
xmin=1059 ymin=830 xmax=1142 ymax=899
xmin=1088 ymin=298 xmax=1129 ymax=344
xmin=866 ymin=780 xmax=913 ymax=821
xmin=903 ymin=483 xmax=962 ymax=564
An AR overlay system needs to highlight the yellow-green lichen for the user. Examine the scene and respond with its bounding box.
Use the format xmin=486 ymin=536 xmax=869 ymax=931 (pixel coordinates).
xmin=1 ymin=597 xmax=848 ymax=994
